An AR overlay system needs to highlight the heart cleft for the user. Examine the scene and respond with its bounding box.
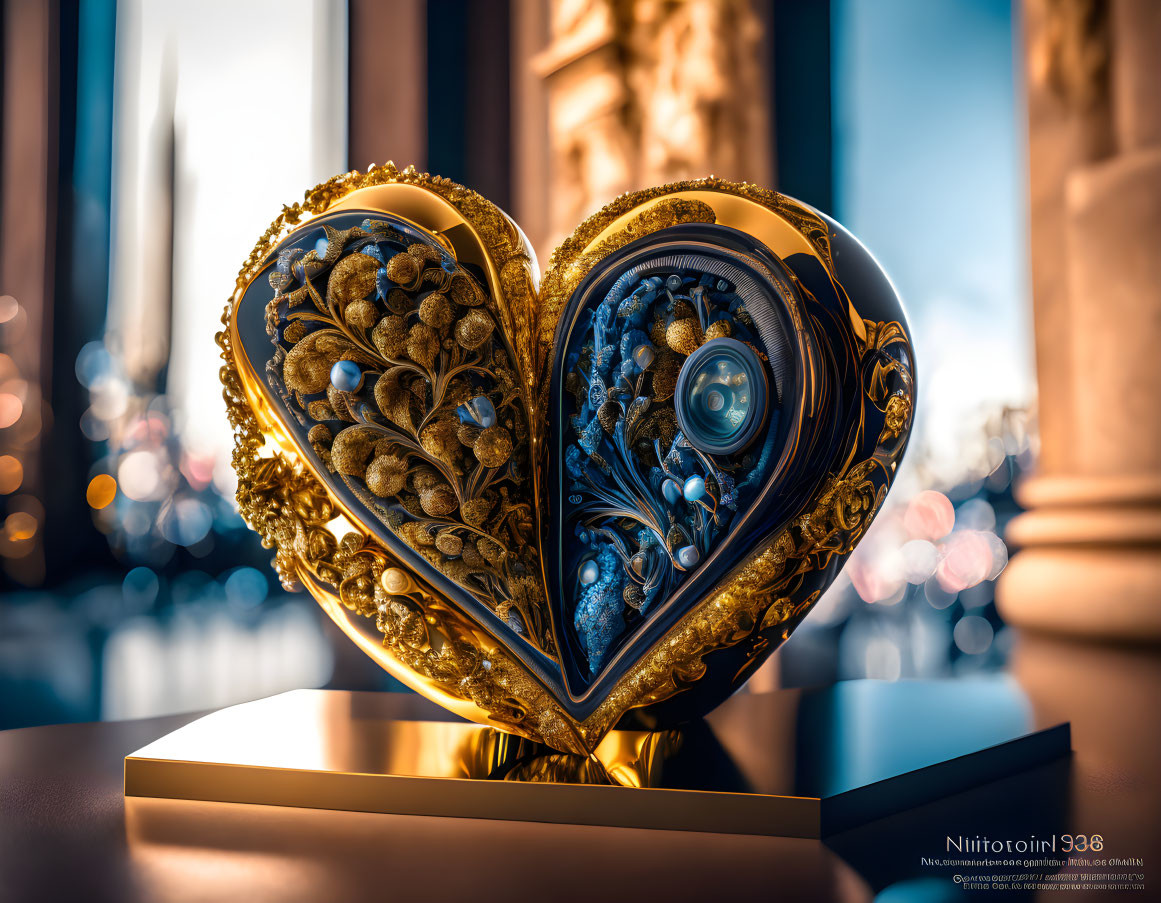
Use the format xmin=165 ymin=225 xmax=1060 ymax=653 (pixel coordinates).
xmin=220 ymin=164 xmax=916 ymax=754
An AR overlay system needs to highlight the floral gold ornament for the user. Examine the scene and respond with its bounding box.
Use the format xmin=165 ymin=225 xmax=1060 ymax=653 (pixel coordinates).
xmin=219 ymin=164 xmax=915 ymax=754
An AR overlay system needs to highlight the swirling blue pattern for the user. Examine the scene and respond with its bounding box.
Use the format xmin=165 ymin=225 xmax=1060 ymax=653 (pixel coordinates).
xmin=563 ymin=268 xmax=781 ymax=674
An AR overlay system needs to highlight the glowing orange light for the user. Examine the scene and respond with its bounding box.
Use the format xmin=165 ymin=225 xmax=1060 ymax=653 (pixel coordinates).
xmin=0 ymin=455 xmax=21 ymax=494
xmin=86 ymin=473 xmax=118 ymax=509
xmin=4 ymin=511 xmax=38 ymax=541
xmin=0 ymin=394 xmax=21 ymax=428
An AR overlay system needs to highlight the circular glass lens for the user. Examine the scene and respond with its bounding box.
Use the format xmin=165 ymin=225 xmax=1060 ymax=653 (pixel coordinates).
xmin=674 ymin=338 xmax=768 ymax=455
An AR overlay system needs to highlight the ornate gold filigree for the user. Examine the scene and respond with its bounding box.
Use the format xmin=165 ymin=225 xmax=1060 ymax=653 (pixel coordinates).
xmin=862 ymin=316 xmax=914 ymax=458
xmin=881 ymin=393 xmax=913 ymax=443
xmin=264 ymin=215 xmax=552 ymax=654
xmin=537 ymin=196 xmax=716 ymax=411
xmin=219 ymin=163 xmax=588 ymax=752
xmin=535 ymin=178 xmax=842 ymax=408
xmin=577 ymin=458 xmax=888 ymax=743
xmin=231 ymin=163 xmax=543 ymax=445
xmin=219 ymin=310 xmax=590 ymax=753
xmin=221 ymin=164 xmax=913 ymax=753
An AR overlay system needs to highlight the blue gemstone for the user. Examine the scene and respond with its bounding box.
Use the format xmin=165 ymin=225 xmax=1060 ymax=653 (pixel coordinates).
xmin=662 ymin=479 xmax=681 ymax=505
xmin=314 ymin=236 xmax=330 ymax=258
xmin=683 ymin=475 xmax=706 ymax=502
xmin=676 ymin=545 xmax=700 ymax=568
xmin=458 ymin=396 xmax=496 ymax=428
xmin=632 ymin=343 xmax=655 ymax=370
xmin=579 ymin=560 xmax=600 ymax=585
xmin=330 ymin=360 xmax=363 ymax=393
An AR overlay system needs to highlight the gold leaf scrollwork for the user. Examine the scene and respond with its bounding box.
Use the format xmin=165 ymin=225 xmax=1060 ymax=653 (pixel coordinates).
xmin=221 ymin=165 xmax=911 ymax=754
xmin=880 ymin=392 xmax=913 ymax=443
xmin=265 ymin=215 xmax=554 ymax=656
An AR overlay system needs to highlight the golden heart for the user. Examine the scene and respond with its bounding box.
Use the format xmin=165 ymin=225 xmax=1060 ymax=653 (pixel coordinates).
xmin=219 ymin=163 xmax=914 ymax=754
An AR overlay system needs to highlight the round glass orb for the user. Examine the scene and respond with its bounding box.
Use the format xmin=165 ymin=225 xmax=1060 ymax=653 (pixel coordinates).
xmin=578 ymin=559 xmax=600 ymax=585
xmin=632 ymin=343 xmax=656 ymax=370
xmin=674 ymin=338 xmax=768 ymax=455
xmin=682 ymin=475 xmax=706 ymax=502
xmin=330 ymin=359 xmax=364 ymax=393
xmin=458 ymin=395 xmax=497 ymax=428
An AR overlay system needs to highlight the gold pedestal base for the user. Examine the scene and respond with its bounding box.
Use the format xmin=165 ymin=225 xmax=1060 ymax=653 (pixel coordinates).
xmin=125 ymin=685 xmax=1069 ymax=838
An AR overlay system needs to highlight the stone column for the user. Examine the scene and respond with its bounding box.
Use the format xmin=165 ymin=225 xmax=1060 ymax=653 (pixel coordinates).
xmin=998 ymin=0 xmax=1161 ymax=640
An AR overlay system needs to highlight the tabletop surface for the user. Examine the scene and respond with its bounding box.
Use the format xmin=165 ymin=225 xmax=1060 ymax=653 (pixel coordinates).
xmin=1 ymin=634 xmax=1158 ymax=903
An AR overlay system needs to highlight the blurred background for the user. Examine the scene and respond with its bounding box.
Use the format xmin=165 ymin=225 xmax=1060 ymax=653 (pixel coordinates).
xmin=1 ymin=0 xmax=1157 ymax=732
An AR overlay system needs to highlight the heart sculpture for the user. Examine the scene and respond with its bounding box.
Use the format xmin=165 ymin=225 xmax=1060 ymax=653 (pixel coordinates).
xmin=219 ymin=163 xmax=915 ymax=754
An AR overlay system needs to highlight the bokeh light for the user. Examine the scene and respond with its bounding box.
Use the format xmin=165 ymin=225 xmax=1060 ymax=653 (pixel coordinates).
xmin=79 ymin=408 xmax=111 ymax=442
xmin=159 ymin=497 xmax=213 ymax=547
xmin=224 ymin=567 xmax=269 ymax=610
xmin=4 ymin=511 xmax=38 ymax=542
xmin=0 ymin=455 xmax=23 ymax=494
xmin=903 ymin=490 xmax=955 ymax=541
xmin=88 ymin=375 xmax=129 ymax=420
xmin=122 ymin=566 xmax=161 ymax=611
xmin=804 ymin=400 xmax=1024 ymax=686
xmin=900 ymin=539 xmax=938 ymax=583
xmin=179 ymin=452 xmax=215 ymax=491
xmin=117 ymin=451 xmax=163 ymax=501
xmin=936 ymin=530 xmax=994 ymax=592
xmin=86 ymin=474 xmax=117 ymax=509
xmin=0 ymin=393 xmax=23 ymax=428
xmin=955 ymin=497 xmax=996 ymax=532
xmin=953 ymin=615 xmax=994 ymax=655
xmin=74 ymin=341 xmax=113 ymax=388
xmin=982 ymin=531 xmax=1009 ymax=580
xmin=924 ymin=575 xmax=958 ymax=610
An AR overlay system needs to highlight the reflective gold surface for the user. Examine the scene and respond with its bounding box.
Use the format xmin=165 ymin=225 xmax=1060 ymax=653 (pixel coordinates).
xmin=126 ymin=689 xmax=819 ymax=838
xmin=220 ymin=163 xmax=915 ymax=752
xmin=221 ymin=165 xmax=580 ymax=750
xmin=125 ymin=684 xmax=1066 ymax=839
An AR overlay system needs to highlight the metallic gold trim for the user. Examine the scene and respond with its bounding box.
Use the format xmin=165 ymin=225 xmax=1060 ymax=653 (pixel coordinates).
xmin=221 ymin=165 xmax=585 ymax=753
xmin=220 ymin=164 xmax=914 ymax=753
xmin=124 ymin=691 xmax=821 ymax=837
